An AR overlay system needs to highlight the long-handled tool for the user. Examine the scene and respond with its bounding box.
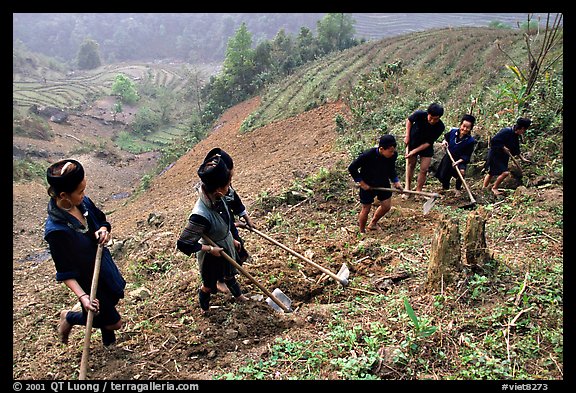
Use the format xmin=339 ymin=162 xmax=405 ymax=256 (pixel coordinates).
xmin=240 ymin=224 xmax=349 ymax=286
xmin=505 ymin=150 xmax=523 ymax=177
xmin=404 ymin=145 xmax=411 ymax=193
xmin=79 ymin=243 xmax=104 ymax=380
xmin=202 ymin=235 xmax=292 ymax=313
xmin=368 ymin=186 xmax=440 ymax=214
xmin=445 ymin=147 xmax=476 ymax=208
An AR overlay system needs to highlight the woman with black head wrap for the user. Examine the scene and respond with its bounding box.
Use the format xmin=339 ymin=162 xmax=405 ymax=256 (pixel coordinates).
xmin=203 ymin=148 xmax=255 ymax=293
xmin=44 ymin=159 xmax=126 ymax=346
xmin=176 ymin=155 xmax=249 ymax=312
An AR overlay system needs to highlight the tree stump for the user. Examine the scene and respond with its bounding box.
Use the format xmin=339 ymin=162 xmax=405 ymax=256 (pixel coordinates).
xmin=463 ymin=206 xmax=490 ymax=269
xmin=426 ymin=214 xmax=461 ymax=291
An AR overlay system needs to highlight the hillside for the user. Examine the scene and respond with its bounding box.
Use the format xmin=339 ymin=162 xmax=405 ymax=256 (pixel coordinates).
xmin=12 ymin=27 xmax=563 ymax=382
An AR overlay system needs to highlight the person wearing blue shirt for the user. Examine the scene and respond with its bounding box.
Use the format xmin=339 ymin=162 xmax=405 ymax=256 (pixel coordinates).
xmin=434 ymin=114 xmax=477 ymax=192
xmin=483 ymin=117 xmax=531 ymax=195
xmin=44 ymin=159 xmax=125 ymax=347
xmin=348 ymin=134 xmax=403 ymax=233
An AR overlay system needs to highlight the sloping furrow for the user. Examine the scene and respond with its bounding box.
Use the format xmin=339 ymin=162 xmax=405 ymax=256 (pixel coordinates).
xmin=158 ymin=128 xmax=187 ymax=138
xmin=256 ymin=63 xmax=325 ymax=124
xmin=262 ymin=44 xmax=371 ymax=123
xmin=323 ymin=41 xmax=391 ymax=99
xmin=352 ymin=13 xmax=528 ymax=41
xmin=13 ymin=90 xmax=70 ymax=108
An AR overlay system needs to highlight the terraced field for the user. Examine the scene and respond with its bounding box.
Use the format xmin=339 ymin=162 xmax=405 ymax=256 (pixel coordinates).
xmin=12 ymin=62 xmax=212 ymax=110
xmin=243 ymin=26 xmax=529 ymax=133
xmin=352 ymin=13 xmax=534 ymax=41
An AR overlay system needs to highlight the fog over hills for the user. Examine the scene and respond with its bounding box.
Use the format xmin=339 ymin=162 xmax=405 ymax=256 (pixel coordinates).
xmin=13 ymin=13 xmax=553 ymax=64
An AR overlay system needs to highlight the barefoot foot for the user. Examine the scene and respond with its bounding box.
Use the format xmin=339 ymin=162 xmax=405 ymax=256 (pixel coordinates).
xmin=57 ymin=310 xmax=72 ymax=344
xmin=235 ymin=294 xmax=249 ymax=302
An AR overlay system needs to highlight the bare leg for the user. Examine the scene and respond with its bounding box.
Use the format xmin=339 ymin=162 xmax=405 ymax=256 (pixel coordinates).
xmin=405 ymin=155 xmax=417 ymax=192
xmin=483 ymin=174 xmax=492 ymax=188
xmin=217 ymin=280 xmax=231 ymax=294
xmin=105 ymin=320 xmax=123 ymax=331
xmin=416 ymin=156 xmax=432 ymax=192
xmin=491 ymin=172 xmax=509 ymax=195
xmin=358 ymin=204 xmax=371 ymax=233
xmin=57 ymin=310 xmax=73 ymax=344
xmin=368 ymin=198 xmax=392 ymax=229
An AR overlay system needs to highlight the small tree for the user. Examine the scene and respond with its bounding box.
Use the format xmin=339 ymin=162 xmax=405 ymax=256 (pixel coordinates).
xmin=222 ymin=22 xmax=255 ymax=97
xmin=316 ymin=13 xmax=357 ymax=54
xmin=111 ymin=74 xmax=139 ymax=105
xmin=497 ymin=13 xmax=563 ymax=99
xmin=76 ymin=38 xmax=102 ymax=70
xmin=111 ymin=102 xmax=123 ymax=122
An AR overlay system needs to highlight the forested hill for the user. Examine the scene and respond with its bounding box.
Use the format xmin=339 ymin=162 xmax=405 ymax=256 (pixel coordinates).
xmin=13 ymin=13 xmax=534 ymax=64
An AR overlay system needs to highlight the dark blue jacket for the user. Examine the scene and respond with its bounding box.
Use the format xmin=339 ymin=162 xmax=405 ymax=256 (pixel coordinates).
xmin=490 ymin=127 xmax=521 ymax=156
xmin=444 ymin=127 xmax=476 ymax=165
xmin=44 ymin=196 xmax=125 ymax=300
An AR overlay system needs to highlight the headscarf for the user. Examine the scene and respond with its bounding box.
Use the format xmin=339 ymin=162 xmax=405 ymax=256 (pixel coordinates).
xmin=197 ymin=154 xmax=231 ymax=192
xmin=203 ymin=147 xmax=233 ymax=170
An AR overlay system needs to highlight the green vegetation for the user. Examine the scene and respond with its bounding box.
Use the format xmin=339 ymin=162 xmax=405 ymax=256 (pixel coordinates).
xmin=111 ymin=73 xmax=139 ymax=105
xmin=13 ymin=112 xmax=52 ymax=140
xmin=230 ymin=153 xmax=563 ymax=380
xmin=12 ymin=15 xmax=562 ymax=381
xmin=13 ymin=158 xmax=49 ymax=182
xmin=203 ymin=14 xmax=360 ymax=124
xmin=76 ymin=38 xmax=102 ymax=70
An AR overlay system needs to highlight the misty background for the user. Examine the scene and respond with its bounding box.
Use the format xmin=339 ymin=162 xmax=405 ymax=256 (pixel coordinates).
xmin=13 ymin=13 xmax=533 ymax=65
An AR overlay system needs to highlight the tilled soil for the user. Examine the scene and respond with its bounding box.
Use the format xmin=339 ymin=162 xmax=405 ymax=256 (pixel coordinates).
xmin=12 ymin=97 xmax=561 ymax=380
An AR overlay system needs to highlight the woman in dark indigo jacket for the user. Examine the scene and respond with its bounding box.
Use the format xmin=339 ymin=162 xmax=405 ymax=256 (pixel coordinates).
xmin=176 ymin=155 xmax=249 ymax=312
xmin=434 ymin=114 xmax=477 ymax=192
xmin=44 ymin=159 xmax=125 ymax=346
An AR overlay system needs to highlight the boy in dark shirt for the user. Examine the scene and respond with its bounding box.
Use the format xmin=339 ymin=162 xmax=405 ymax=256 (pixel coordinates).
xmin=348 ymin=134 xmax=403 ymax=233
xmin=483 ymin=117 xmax=531 ymax=195
xmin=404 ymin=103 xmax=445 ymax=193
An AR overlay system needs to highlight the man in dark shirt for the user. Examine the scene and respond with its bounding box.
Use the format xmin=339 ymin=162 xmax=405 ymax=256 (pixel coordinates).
xmin=483 ymin=117 xmax=532 ymax=195
xmin=348 ymin=134 xmax=403 ymax=233
xmin=404 ymin=103 xmax=445 ymax=193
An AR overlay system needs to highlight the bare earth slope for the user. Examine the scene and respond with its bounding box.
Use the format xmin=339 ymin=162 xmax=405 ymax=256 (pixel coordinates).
xmin=12 ymin=97 xmax=563 ymax=381
xmin=109 ymin=97 xmax=349 ymax=239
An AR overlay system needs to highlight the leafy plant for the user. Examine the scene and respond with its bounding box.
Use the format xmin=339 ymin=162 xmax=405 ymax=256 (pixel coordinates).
xmin=403 ymin=298 xmax=437 ymax=338
xmin=111 ymin=73 xmax=139 ymax=105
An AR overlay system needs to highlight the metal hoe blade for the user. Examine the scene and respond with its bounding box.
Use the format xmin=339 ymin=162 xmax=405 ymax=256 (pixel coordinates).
xmin=337 ymin=263 xmax=350 ymax=283
xmin=266 ymin=288 xmax=293 ymax=312
xmin=423 ymin=195 xmax=439 ymax=214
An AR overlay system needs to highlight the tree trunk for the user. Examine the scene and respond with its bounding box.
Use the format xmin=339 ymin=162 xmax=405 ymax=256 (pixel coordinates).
xmin=426 ymin=215 xmax=461 ymax=292
xmin=463 ymin=206 xmax=490 ymax=269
